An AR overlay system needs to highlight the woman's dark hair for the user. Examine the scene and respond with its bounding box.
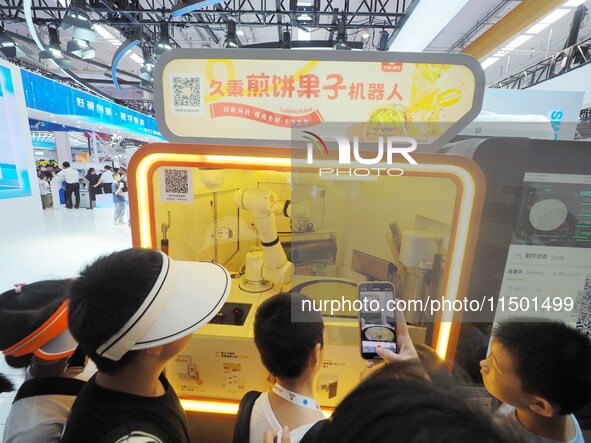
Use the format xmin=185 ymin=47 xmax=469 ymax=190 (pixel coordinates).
xmin=0 ymin=280 xmax=72 ymax=368
xmin=0 ymin=373 xmax=14 ymax=393
xmin=317 ymin=364 xmax=518 ymax=443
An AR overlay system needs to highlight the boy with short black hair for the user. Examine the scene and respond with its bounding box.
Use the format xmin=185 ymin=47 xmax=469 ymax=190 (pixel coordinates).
xmin=480 ymin=320 xmax=591 ymax=443
xmin=61 ymin=247 xmax=231 ymax=443
xmin=245 ymin=292 xmax=325 ymax=443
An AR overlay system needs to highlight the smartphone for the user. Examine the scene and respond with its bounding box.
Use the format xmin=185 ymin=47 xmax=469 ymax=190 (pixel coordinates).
xmin=358 ymin=281 xmax=397 ymax=359
xmin=64 ymin=346 xmax=88 ymax=374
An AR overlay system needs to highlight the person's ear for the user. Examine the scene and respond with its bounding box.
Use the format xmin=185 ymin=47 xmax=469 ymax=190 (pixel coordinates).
xmin=143 ymin=345 xmax=165 ymax=357
xmin=529 ymin=396 xmax=556 ymax=417
xmin=310 ymin=343 xmax=322 ymax=367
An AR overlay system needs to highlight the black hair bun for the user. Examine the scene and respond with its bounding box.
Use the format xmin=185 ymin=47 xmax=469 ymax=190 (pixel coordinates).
xmin=0 ymin=373 xmax=14 ymax=393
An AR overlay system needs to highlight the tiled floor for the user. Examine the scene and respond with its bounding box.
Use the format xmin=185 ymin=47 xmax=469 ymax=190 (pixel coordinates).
xmin=0 ymin=206 xmax=132 ymax=435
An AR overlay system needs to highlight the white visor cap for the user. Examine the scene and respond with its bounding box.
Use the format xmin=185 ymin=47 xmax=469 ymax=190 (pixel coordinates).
xmin=97 ymin=251 xmax=231 ymax=361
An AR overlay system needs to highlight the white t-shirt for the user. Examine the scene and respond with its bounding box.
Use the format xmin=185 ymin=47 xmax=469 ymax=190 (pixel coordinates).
xmin=2 ymin=362 xmax=96 ymax=443
xmin=100 ymin=170 xmax=114 ymax=184
xmin=3 ymin=392 xmax=77 ymax=443
xmin=249 ymin=391 xmax=322 ymax=443
xmin=494 ymin=404 xmax=584 ymax=443
xmin=57 ymin=168 xmax=80 ymax=184
xmin=39 ymin=180 xmax=50 ymax=195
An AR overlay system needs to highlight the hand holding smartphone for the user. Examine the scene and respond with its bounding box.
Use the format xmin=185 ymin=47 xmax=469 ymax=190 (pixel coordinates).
xmin=358 ymin=281 xmax=397 ymax=359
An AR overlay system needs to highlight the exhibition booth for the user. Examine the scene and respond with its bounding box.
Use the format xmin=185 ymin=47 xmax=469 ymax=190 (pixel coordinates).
xmin=1 ymin=45 xmax=590 ymax=442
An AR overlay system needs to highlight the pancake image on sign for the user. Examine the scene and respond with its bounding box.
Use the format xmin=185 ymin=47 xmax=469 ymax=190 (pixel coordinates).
xmin=529 ymin=199 xmax=568 ymax=231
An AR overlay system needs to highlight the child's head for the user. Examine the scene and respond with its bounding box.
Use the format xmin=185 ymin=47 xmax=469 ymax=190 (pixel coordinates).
xmin=480 ymin=320 xmax=591 ymax=415
xmin=67 ymin=248 xmax=230 ymax=374
xmin=318 ymin=369 xmax=518 ymax=443
xmin=113 ymin=172 xmax=121 ymax=183
xmin=254 ymin=292 xmax=323 ymax=380
xmin=0 ymin=280 xmax=78 ymax=369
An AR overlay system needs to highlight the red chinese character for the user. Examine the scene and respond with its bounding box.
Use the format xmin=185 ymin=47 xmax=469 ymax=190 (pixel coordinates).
xmin=323 ymin=74 xmax=346 ymax=100
xmin=387 ymin=83 xmax=403 ymax=101
xmin=348 ymin=82 xmax=366 ymax=100
xmin=209 ymin=79 xmax=225 ymax=96
xmin=227 ymin=79 xmax=244 ymax=97
xmin=247 ymin=73 xmax=270 ymax=97
xmin=297 ymin=74 xmax=321 ymax=98
xmin=368 ymin=83 xmax=385 ymax=100
xmin=272 ymin=75 xmax=295 ymax=98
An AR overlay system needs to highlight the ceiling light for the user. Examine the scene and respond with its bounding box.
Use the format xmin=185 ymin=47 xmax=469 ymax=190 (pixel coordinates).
xmin=154 ymin=21 xmax=176 ymax=57
xmin=171 ymin=0 xmax=226 ymax=17
xmin=95 ymin=24 xmax=115 ymax=39
xmin=0 ymin=29 xmax=32 ymax=58
xmin=67 ymin=38 xmax=95 ymax=59
xmin=139 ymin=47 xmax=155 ymax=86
xmin=95 ymin=24 xmax=122 ymax=46
xmin=39 ymin=27 xmax=73 ymax=69
xmin=481 ymin=56 xmax=500 ymax=70
xmin=223 ymin=20 xmax=241 ymax=48
xmin=564 ymin=0 xmax=586 ymax=6
xmin=281 ymin=29 xmax=291 ymax=49
xmin=295 ymin=5 xmax=315 ymax=25
xmin=377 ymin=29 xmax=389 ymax=51
xmin=361 ymin=32 xmax=370 ymax=39
xmin=501 ymin=34 xmax=533 ymax=51
xmin=525 ymin=23 xmax=551 ymax=34
xmin=389 ymin=0 xmax=470 ymax=52
xmin=298 ymin=28 xmax=311 ymax=41
xmin=60 ymin=0 xmax=97 ymax=42
xmin=539 ymin=8 xmax=571 ymax=24
xmin=130 ymin=53 xmax=144 ymax=64
xmin=332 ymin=20 xmax=351 ymax=50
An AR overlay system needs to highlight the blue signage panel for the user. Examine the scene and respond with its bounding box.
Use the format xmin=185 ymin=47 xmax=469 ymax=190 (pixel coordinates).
xmin=0 ymin=65 xmax=32 ymax=200
xmin=20 ymin=70 xmax=163 ymax=139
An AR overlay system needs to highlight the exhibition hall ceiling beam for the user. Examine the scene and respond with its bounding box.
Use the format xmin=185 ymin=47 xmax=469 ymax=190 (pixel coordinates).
xmin=0 ymin=0 xmax=407 ymax=27
xmin=461 ymin=0 xmax=565 ymax=60
xmin=388 ymin=0 xmax=471 ymax=51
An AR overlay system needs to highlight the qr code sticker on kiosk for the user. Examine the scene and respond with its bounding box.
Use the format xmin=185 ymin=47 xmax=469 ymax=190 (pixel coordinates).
xmin=171 ymin=75 xmax=202 ymax=114
xmin=160 ymin=168 xmax=193 ymax=203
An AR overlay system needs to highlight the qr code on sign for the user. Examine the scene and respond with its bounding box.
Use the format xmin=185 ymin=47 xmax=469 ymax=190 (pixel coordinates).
xmin=160 ymin=168 xmax=193 ymax=203
xmin=171 ymin=75 xmax=202 ymax=114
xmin=165 ymin=169 xmax=189 ymax=194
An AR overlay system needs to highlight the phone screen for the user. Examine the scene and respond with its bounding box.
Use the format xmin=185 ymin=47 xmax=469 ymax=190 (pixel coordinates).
xmin=358 ymin=282 xmax=397 ymax=359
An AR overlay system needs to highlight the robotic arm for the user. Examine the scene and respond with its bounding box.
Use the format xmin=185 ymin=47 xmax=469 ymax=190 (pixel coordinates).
xmin=234 ymin=188 xmax=293 ymax=291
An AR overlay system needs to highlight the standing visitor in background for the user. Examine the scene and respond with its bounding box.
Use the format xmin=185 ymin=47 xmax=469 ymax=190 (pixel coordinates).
xmin=112 ymin=172 xmax=126 ymax=225
xmin=39 ymin=173 xmax=52 ymax=209
xmin=84 ymin=168 xmax=100 ymax=207
xmin=56 ymin=162 xmax=80 ymax=209
xmin=94 ymin=165 xmax=114 ymax=195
